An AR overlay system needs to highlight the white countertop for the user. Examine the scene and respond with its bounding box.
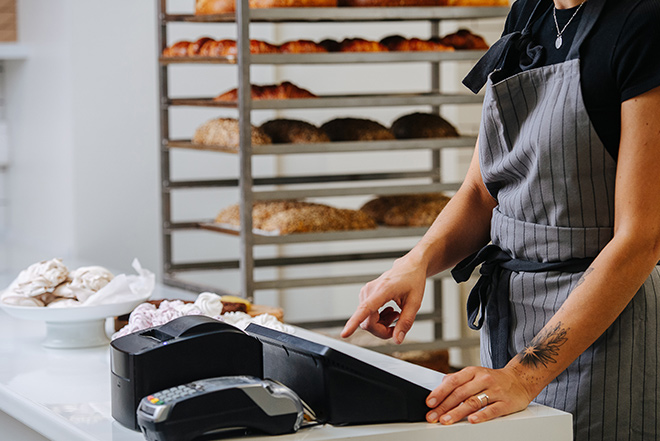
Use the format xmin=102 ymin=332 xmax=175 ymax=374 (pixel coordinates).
xmin=0 ymin=248 xmax=573 ymax=441
xmin=0 ymin=308 xmax=573 ymax=441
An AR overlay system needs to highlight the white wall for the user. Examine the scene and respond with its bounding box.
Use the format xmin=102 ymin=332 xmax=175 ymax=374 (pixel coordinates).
xmin=4 ymin=0 xmax=503 ymax=363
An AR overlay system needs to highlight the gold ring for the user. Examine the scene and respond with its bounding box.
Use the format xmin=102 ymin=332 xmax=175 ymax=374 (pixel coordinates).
xmin=476 ymin=392 xmax=489 ymax=407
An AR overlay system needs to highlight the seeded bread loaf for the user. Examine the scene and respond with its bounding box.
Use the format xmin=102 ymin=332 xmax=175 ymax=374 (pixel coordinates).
xmin=215 ymin=200 xmax=377 ymax=234
xmin=192 ymin=118 xmax=272 ymax=151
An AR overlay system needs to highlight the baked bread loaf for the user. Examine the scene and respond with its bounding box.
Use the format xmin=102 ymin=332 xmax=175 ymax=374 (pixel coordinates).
xmin=435 ymin=29 xmax=489 ymax=50
xmin=196 ymin=0 xmax=337 ymax=15
xmin=338 ymin=0 xmax=442 ymax=6
xmin=391 ymin=112 xmax=459 ymax=139
xmin=192 ymin=118 xmax=272 ymax=151
xmin=214 ymin=81 xmax=317 ymax=101
xmin=215 ymin=200 xmax=377 ymax=234
xmin=259 ymin=119 xmax=330 ymax=143
xmin=339 ymin=38 xmax=388 ymax=52
xmin=321 ymin=118 xmax=394 ymax=141
xmin=381 ymin=36 xmax=454 ymax=52
xmin=279 ymin=40 xmax=328 ymax=53
xmin=360 ymin=193 xmax=451 ymax=227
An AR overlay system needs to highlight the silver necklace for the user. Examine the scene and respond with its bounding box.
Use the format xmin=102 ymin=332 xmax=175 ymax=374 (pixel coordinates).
xmin=553 ymin=1 xmax=587 ymax=49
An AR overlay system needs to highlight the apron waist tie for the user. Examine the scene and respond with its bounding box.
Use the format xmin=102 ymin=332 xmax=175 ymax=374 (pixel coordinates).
xmin=451 ymin=244 xmax=594 ymax=369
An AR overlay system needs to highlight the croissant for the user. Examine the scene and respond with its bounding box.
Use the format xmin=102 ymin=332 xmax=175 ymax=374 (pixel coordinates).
xmin=279 ymin=40 xmax=328 ymax=53
xmin=188 ymin=37 xmax=214 ymax=55
xmin=214 ymin=81 xmax=317 ymax=102
xmin=339 ymin=38 xmax=388 ymax=52
xmin=387 ymin=37 xmax=454 ymax=52
xmin=162 ymin=40 xmax=191 ymax=57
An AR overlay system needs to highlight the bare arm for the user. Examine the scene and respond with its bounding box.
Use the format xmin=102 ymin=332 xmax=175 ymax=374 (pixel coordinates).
xmin=341 ymin=138 xmax=497 ymax=343
xmin=427 ymin=84 xmax=660 ymax=424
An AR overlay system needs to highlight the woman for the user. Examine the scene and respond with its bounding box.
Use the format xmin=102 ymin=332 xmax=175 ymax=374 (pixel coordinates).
xmin=341 ymin=0 xmax=660 ymax=439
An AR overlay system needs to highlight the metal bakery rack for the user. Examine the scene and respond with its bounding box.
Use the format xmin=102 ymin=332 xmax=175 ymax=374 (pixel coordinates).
xmin=156 ymin=1 xmax=508 ymax=353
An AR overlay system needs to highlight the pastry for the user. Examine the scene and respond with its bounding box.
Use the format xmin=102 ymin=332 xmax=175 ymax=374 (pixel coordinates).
xmin=162 ymin=40 xmax=192 ymax=57
xmin=196 ymin=0 xmax=337 ymax=15
xmin=213 ymin=81 xmax=317 ymax=101
xmin=338 ymin=38 xmax=388 ymax=52
xmin=435 ymin=29 xmax=489 ymax=50
xmin=382 ymin=37 xmax=454 ymax=52
xmin=188 ymin=37 xmax=215 ymax=56
xmin=259 ymin=119 xmax=330 ymax=143
xmin=192 ymin=118 xmax=272 ymax=151
xmin=279 ymin=39 xmax=328 ymax=53
xmin=321 ymin=117 xmax=394 ymax=141
xmin=220 ymin=295 xmax=252 ymax=314
xmin=379 ymin=35 xmax=407 ymax=51
xmin=360 ymin=193 xmax=451 ymax=227
xmin=319 ymin=38 xmax=341 ymax=52
xmin=61 ymin=266 xmax=115 ymax=303
xmin=390 ymin=112 xmax=459 ymax=139
xmin=6 ymin=258 xmax=69 ymax=298
xmin=197 ymin=39 xmax=279 ymax=57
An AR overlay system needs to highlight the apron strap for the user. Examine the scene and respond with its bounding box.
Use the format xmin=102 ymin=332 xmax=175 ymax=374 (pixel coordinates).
xmin=567 ymin=0 xmax=607 ymax=60
xmin=462 ymin=0 xmax=551 ymax=93
xmin=452 ymin=244 xmax=593 ymax=369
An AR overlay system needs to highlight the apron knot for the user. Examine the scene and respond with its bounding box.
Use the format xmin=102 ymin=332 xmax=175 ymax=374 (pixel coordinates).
xmin=463 ymin=29 xmax=545 ymax=94
xmin=452 ymin=244 xmax=594 ymax=369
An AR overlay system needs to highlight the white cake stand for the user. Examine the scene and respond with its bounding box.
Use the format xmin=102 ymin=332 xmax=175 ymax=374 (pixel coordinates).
xmin=0 ymin=295 xmax=150 ymax=348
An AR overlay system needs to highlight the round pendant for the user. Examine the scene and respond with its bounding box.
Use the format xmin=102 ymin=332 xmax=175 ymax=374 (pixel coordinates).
xmin=555 ymin=35 xmax=563 ymax=49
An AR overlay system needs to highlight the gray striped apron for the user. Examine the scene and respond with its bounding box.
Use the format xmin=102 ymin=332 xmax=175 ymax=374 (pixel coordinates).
xmin=456 ymin=1 xmax=660 ymax=439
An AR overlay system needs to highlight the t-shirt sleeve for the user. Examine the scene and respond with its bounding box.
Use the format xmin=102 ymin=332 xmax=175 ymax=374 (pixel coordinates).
xmin=614 ymin=0 xmax=660 ymax=102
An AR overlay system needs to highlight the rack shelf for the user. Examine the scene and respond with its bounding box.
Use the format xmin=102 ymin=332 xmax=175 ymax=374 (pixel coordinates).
xmin=159 ymin=50 xmax=487 ymax=65
xmin=168 ymin=92 xmax=483 ymax=109
xmin=164 ymin=6 xmax=508 ymax=23
xmin=167 ymin=135 xmax=478 ymax=154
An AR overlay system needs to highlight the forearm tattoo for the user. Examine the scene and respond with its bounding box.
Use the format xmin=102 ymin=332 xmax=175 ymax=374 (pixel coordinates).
xmin=515 ymin=322 xmax=569 ymax=369
xmin=574 ymin=267 xmax=594 ymax=289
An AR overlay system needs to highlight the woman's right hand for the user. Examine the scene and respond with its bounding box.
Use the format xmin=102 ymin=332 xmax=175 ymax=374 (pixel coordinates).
xmin=340 ymin=255 xmax=428 ymax=344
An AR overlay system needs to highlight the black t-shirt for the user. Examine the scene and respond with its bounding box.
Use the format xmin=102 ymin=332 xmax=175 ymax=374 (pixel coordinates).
xmin=500 ymin=0 xmax=660 ymax=159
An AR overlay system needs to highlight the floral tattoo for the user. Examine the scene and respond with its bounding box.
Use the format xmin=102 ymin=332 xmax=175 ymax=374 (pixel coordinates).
xmin=515 ymin=322 xmax=569 ymax=369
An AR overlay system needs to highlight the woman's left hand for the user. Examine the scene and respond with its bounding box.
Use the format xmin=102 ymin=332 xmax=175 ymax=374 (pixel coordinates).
xmin=425 ymin=365 xmax=534 ymax=425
